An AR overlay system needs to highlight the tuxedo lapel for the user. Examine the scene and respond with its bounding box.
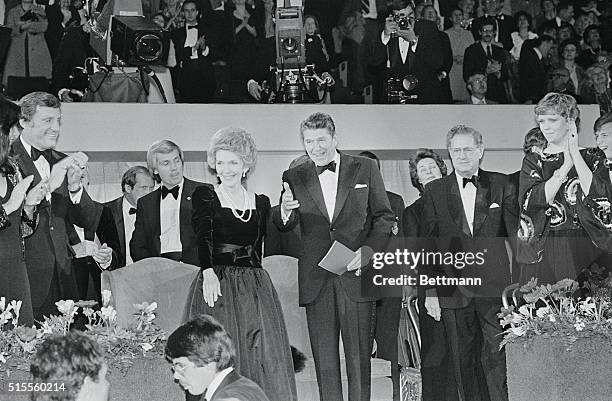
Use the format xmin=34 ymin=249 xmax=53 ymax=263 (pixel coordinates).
xmin=12 ymin=139 xmax=43 ymax=186
xmin=179 ymin=178 xmax=194 ymax=253
xmin=332 ymin=153 xmax=360 ymax=224
xmin=472 ymin=171 xmax=490 ymax=236
xmin=152 ymin=189 xmax=162 ymax=255
xmin=447 ymin=173 xmax=471 ymax=237
xmin=112 ymin=197 xmax=126 ymax=259
xmin=209 ymin=370 xmax=241 ymax=401
xmin=298 ymin=162 xmax=330 ymax=223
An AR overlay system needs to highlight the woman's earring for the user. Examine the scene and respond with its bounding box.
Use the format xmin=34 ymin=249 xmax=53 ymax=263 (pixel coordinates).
xmin=242 ymin=170 xmax=247 ymax=178
xmin=217 ymin=175 xmax=222 ymax=185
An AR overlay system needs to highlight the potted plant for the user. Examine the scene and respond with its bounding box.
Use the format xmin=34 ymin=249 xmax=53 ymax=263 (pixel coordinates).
xmin=498 ymin=277 xmax=612 ymax=401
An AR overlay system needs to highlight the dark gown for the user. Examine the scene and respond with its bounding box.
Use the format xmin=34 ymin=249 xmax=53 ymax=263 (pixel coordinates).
xmin=229 ymin=14 xmax=258 ymax=80
xmin=518 ymin=148 xmax=611 ymax=284
xmin=190 ymin=185 xmax=297 ymax=401
xmin=0 ymin=164 xmax=35 ymax=327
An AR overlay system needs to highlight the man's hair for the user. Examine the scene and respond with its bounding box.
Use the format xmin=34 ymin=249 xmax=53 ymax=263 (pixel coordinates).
xmin=146 ymin=139 xmax=184 ymax=183
xmin=299 ymin=112 xmax=336 ymax=139
xmin=523 ymin=127 xmax=547 ymax=154
xmin=558 ymin=38 xmax=579 ymax=56
xmin=480 ymin=16 xmax=497 ymax=31
xmin=121 ymin=165 xmax=154 ymax=193
xmin=182 ymin=0 xmax=199 ymax=11
xmin=358 ymin=151 xmax=380 ymax=170
xmin=557 ymin=0 xmax=572 ymax=12
xmin=583 ymin=24 xmax=600 ymax=41
xmin=540 ymin=0 xmax=555 ymax=10
xmin=389 ymin=0 xmax=413 ymax=11
xmin=207 ymin=127 xmax=257 ymax=174
xmin=535 ymin=92 xmax=581 ymax=128
xmin=594 ymin=112 xmax=612 ymax=133
xmin=30 ymin=332 xmax=105 ymax=401
xmin=409 ymin=148 xmax=447 ymax=192
xmin=446 ymin=125 xmax=483 ymax=148
xmin=165 ymin=315 xmax=235 ymax=371
xmin=20 ymin=92 xmax=61 ymax=122
xmin=532 ymin=34 xmax=554 ymax=48
xmin=466 ymin=73 xmax=486 ymax=94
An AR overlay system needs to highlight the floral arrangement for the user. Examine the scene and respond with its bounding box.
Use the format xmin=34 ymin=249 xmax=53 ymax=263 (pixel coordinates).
xmin=0 ymin=290 xmax=165 ymax=378
xmin=498 ymin=277 xmax=612 ymax=349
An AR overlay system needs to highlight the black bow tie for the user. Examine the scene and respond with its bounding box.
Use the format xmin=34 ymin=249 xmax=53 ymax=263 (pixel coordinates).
xmin=605 ymin=159 xmax=612 ymax=170
xmin=187 ymin=25 xmax=197 ymax=29
xmin=161 ymin=185 xmax=180 ymax=200
xmin=462 ymin=176 xmax=479 ymax=188
xmin=128 ymin=207 xmax=137 ymax=215
xmin=316 ymin=161 xmax=336 ymax=175
xmin=31 ymin=147 xmax=52 ymax=164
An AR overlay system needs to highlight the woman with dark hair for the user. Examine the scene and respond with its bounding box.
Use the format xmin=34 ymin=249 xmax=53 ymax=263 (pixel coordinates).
xmin=191 ymin=127 xmax=297 ymax=401
xmin=556 ymin=38 xmax=585 ymax=95
xmin=228 ymin=0 xmax=258 ymax=80
xmin=304 ymin=14 xmax=330 ymax=74
xmin=402 ymin=148 xmax=457 ymax=401
xmin=0 ymin=99 xmax=46 ymax=327
xmin=510 ymin=10 xmax=537 ymax=61
xmin=518 ymin=93 xmax=608 ymax=284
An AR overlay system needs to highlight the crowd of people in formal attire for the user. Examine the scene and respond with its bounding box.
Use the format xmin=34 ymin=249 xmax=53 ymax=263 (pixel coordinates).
xmin=0 ymin=0 xmax=611 ymax=106
xmin=2 ymin=90 xmax=612 ymax=401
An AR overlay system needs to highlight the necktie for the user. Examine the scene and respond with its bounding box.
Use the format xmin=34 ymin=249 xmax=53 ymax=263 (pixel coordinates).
xmin=361 ymin=0 xmax=370 ymax=15
xmin=31 ymin=147 xmax=52 ymax=164
xmin=462 ymin=176 xmax=478 ymax=188
xmin=316 ymin=161 xmax=336 ymax=175
xmin=187 ymin=25 xmax=197 ymax=29
xmin=486 ymin=45 xmax=492 ymax=59
xmin=128 ymin=207 xmax=137 ymax=215
xmin=161 ymin=185 xmax=180 ymax=200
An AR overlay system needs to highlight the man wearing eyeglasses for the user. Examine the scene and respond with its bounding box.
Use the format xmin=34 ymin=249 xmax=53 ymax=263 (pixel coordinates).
xmin=420 ymin=125 xmax=518 ymax=401
xmin=463 ymin=16 xmax=509 ymax=103
xmin=370 ymin=0 xmax=444 ymax=104
xmin=465 ymin=72 xmax=497 ymax=104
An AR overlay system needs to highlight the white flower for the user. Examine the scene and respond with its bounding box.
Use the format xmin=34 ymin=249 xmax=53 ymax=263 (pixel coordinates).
xmin=518 ymin=305 xmax=531 ymax=317
xmin=55 ymin=300 xmax=76 ymax=317
xmin=39 ymin=321 xmax=53 ymax=335
xmin=574 ymin=317 xmax=585 ymax=331
xmin=511 ymin=326 xmax=526 ymax=336
xmin=101 ymin=306 xmax=117 ymax=323
xmin=145 ymin=302 xmax=157 ymax=313
xmin=83 ymin=308 xmax=95 ymax=317
xmin=9 ymin=300 xmax=21 ymax=324
xmin=549 ymin=315 xmax=556 ymax=322
xmin=535 ymin=306 xmax=550 ymax=318
xmin=102 ymin=290 xmax=112 ymax=307
xmin=140 ymin=343 xmax=153 ymax=352
xmin=0 ymin=297 xmax=5 ymax=312
xmin=0 ymin=352 xmax=6 ymax=364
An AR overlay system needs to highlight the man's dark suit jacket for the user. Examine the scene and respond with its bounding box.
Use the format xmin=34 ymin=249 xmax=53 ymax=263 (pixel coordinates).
xmin=265 ymin=204 xmax=302 ymax=259
xmin=518 ymin=43 xmax=547 ymax=103
xmin=273 ymin=153 xmax=395 ymax=306
xmin=421 ymin=170 xmax=518 ymax=309
xmin=11 ymin=139 xmax=98 ymax=312
xmin=439 ymin=29 xmax=454 ymax=104
xmin=471 ymin=14 xmax=515 ymax=51
xmin=104 ymin=196 xmax=129 ymax=267
xmin=463 ymin=97 xmax=498 ymax=104
xmin=463 ymin=42 xmax=509 ymax=103
xmin=371 ymin=19 xmax=444 ymax=104
xmin=193 ymin=370 xmax=270 ymax=401
xmin=130 ymin=178 xmax=208 ymax=267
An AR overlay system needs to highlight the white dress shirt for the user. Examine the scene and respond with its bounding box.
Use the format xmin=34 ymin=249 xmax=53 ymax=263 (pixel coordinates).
xmin=160 ymin=179 xmax=184 ymax=254
xmin=20 ymin=136 xmax=51 ymax=201
xmin=122 ymin=197 xmax=137 ymax=265
xmin=184 ymin=24 xmax=209 ymax=59
xmin=471 ymin=95 xmax=487 ymax=104
xmin=455 ymin=171 xmax=478 ymax=235
xmin=204 ymin=367 xmax=234 ymax=400
xmin=318 ymin=151 xmax=341 ymax=220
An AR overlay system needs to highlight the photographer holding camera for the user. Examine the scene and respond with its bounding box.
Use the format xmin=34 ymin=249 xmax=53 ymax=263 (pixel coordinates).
xmin=3 ymin=0 xmax=52 ymax=88
xmin=370 ymin=0 xmax=444 ymax=104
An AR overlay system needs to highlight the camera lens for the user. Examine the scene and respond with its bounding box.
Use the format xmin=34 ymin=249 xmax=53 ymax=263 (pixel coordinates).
xmin=135 ymin=33 xmax=163 ymax=63
xmin=282 ymin=37 xmax=298 ymax=53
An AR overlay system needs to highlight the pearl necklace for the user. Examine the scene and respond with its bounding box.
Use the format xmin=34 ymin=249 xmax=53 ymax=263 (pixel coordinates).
xmin=218 ymin=184 xmax=253 ymax=223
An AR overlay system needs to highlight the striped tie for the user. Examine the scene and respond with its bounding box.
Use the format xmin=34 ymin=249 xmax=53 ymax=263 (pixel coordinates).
xmin=361 ymin=0 xmax=370 ymax=15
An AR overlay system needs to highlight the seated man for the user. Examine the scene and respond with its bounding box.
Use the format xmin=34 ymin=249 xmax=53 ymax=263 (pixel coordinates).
xmin=465 ymin=72 xmax=498 ymax=104
xmin=165 ymin=314 xmax=270 ymax=401
xmin=30 ymin=331 xmax=110 ymax=401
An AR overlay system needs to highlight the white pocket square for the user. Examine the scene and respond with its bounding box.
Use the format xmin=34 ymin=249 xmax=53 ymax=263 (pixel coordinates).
xmin=355 ymin=184 xmax=368 ymax=189
xmin=489 ymin=203 xmax=500 ymax=209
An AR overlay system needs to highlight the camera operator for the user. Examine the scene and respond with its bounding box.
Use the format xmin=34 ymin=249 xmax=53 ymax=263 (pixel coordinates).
xmin=369 ymin=0 xmax=444 ymax=104
xmin=3 ymin=0 xmax=52 ymax=88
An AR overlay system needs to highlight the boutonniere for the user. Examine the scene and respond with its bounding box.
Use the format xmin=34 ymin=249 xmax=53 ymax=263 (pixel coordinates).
xmin=498 ymin=14 xmax=504 ymax=20
xmin=186 ymin=196 xmax=192 ymax=201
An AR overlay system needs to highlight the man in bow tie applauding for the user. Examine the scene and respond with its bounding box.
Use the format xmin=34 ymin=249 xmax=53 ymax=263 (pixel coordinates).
xmin=104 ymin=166 xmax=156 ymax=267
xmin=130 ymin=140 xmax=210 ymax=266
xmin=11 ymin=91 xmax=100 ymax=320
xmin=273 ymin=112 xmax=394 ymax=401
xmin=420 ymin=125 xmax=518 ymax=401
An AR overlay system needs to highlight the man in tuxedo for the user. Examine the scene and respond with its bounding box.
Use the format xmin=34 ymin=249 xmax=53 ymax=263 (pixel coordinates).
xmin=166 ymin=315 xmax=270 ymax=401
xmin=519 ymin=35 xmax=554 ymax=104
xmin=130 ymin=140 xmax=208 ymax=266
xmin=463 ymin=17 xmax=509 ymax=103
xmin=471 ymin=0 xmax=514 ymax=51
xmin=170 ymin=0 xmax=217 ymax=103
xmin=11 ymin=91 xmax=99 ymax=320
xmin=274 ymin=112 xmax=395 ymax=401
xmin=465 ymin=73 xmax=498 ymax=104
xmin=358 ymin=150 xmax=404 ymax=401
xmin=104 ymin=166 xmax=156 ymax=267
xmin=370 ymin=0 xmax=444 ymax=104
xmin=421 ymin=125 xmax=517 ymax=401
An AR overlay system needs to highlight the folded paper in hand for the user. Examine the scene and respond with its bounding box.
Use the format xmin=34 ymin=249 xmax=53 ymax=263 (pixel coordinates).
xmin=319 ymin=241 xmax=356 ymax=275
xmin=72 ymin=240 xmax=99 ymax=258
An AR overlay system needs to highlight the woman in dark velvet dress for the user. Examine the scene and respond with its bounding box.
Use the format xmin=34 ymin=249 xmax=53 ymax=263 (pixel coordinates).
xmin=0 ymin=99 xmax=45 ymax=327
xmin=402 ymin=148 xmax=459 ymax=401
xmin=228 ymin=0 xmax=258 ymax=80
xmin=518 ymin=93 xmax=609 ymax=284
xmin=191 ymin=127 xmax=296 ymax=401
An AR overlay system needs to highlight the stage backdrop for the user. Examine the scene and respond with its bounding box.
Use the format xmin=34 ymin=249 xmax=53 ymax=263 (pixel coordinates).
xmin=58 ymin=104 xmax=601 ymax=206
